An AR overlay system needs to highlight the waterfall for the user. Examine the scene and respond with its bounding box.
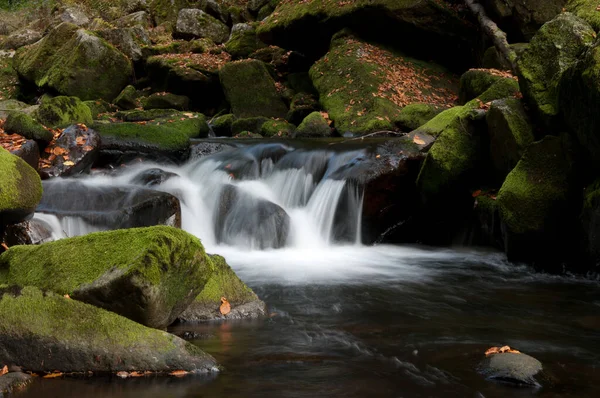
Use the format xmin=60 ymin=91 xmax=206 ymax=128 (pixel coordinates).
xmin=32 ymin=142 xmax=368 ymax=252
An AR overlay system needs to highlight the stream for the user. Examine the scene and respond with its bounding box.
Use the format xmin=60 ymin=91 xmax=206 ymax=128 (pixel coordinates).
xmin=11 ymin=141 xmax=600 ymax=397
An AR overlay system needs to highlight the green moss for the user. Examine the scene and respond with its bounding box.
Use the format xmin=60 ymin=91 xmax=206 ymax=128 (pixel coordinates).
xmin=482 ymin=43 xmax=529 ymax=70
xmin=295 ymin=111 xmax=331 ymax=138
xmin=211 ymin=113 xmax=236 ymax=137
xmin=141 ymin=92 xmax=190 ymax=111
xmin=517 ymin=13 xmax=595 ymax=123
xmin=4 ymin=112 xmax=53 ymax=142
xmin=260 ymin=119 xmax=295 ymax=138
xmin=194 ymin=255 xmax=257 ymax=307
xmin=231 ymin=116 xmax=269 ymax=135
xmin=83 ymin=99 xmax=114 ymax=119
xmin=497 ymin=136 xmax=570 ymax=234
xmin=114 ymin=85 xmax=140 ymax=110
xmin=235 ymin=131 xmax=263 ymax=138
xmin=0 ymin=147 xmax=42 ymax=217
xmin=93 ymin=121 xmax=190 ymax=150
xmin=566 ymin=0 xmax=600 ymax=31
xmin=459 ymin=69 xmax=504 ymax=103
xmin=34 ymin=96 xmax=93 ymax=128
xmin=396 ymin=103 xmax=442 ymax=131
xmin=155 ymin=115 xmax=209 ymax=139
xmin=219 ymin=59 xmax=288 ymax=119
xmin=115 ymin=108 xmax=180 ymax=122
xmin=225 ymin=24 xmax=266 ymax=59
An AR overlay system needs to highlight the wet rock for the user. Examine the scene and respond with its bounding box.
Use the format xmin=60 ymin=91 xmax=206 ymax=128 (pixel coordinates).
xmin=0 ymin=286 xmax=218 ymax=373
xmin=0 ymin=147 xmax=43 ymax=225
xmin=0 ymin=226 xmax=212 ymax=330
xmin=479 ymin=352 xmax=543 ymax=386
xmin=190 ymin=142 xmax=235 ymax=159
xmin=286 ymin=92 xmax=319 ymax=125
xmin=211 ymin=114 xmax=236 ymax=137
xmin=215 ymin=184 xmax=290 ymax=249
xmin=219 ymin=59 xmax=288 ymax=119
xmin=178 ymin=254 xmax=268 ymax=322
xmin=9 ymin=139 xmax=39 ymax=171
xmin=175 ymin=9 xmax=230 ymax=43
xmin=37 ymin=180 xmax=181 ymax=230
xmin=38 ymin=124 xmax=100 ymax=179
xmin=0 ymin=371 xmax=33 ymax=395
xmin=294 ymin=111 xmax=332 ymax=138
xmin=580 ymin=181 xmax=600 ymax=271
xmin=130 ymin=167 xmax=179 ymax=186
xmin=1 ymin=217 xmax=56 ymax=246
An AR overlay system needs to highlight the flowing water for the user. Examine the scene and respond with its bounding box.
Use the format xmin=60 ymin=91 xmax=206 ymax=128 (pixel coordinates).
xmin=12 ymin=142 xmax=600 ymax=398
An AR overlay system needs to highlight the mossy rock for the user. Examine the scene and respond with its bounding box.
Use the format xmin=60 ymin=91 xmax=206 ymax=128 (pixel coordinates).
xmin=211 ymin=113 xmax=236 ymax=137
xmin=0 ymin=226 xmax=212 ymax=329
xmin=178 ymin=254 xmax=267 ymax=322
xmin=581 ymin=179 xmax=600 ymax=270
xmin=231 ymin=116 xmax=269 ymax=135
xmin=220 ymin=59 xmax=288 ymax=119
xmin=13 ymin=23 xmax=134 ymax=101
xmin=459 ymin=69 xmax=506 ymax=104
xmin=149 ymin=0 xmax=190 ymax=26
xmin=261 ymin=119 xmax=295 ymax=138
xmin=3 ymin=112 xmax=53 ymax=143
xmin=0 ymin=286 xmax=218 ymax=373
xmin=286 ymin=92 xmax=319 ymax=125
xmin=309 ymin=34 xmax=458 ymax=136
xmin=566 ymin=0 xmax=600 ymax=31
xmin=395 ymin=103 xmax=443 ymax=131
xmin=486 ymin=98 xmax=535 ymax=181
xmin=174 ymin=8 xmax=230 ymax=43
xmin=477 ymin=77 xmax=520 ymax=103
xmin=83 ymin=99 xmax=114 ymax=119
xmin=141 ymin=92 xmax=190 ymax=111
xmin=115 ymin=108 xmax=182 ymax=122
xmin=114 ymin=84 xmax=140 ymax=110
xmin=33 ymin=96 xmax=93 ymax=128
xmin=497 ymin=136 xmax=573 ymax=265
xmin=559 ymin=41 xmax=600 ymax=172
xmin=482 ymin=43 xmax=529 ymax=71
xmin=517 ymin=13 xmax=595 ymax=126
xmin=294 ymin=111 xmax=331 ymax=138
xmin=0 ymin=147 xmax=43 ymax=225
xmin=235 ymin=131 xmax=263 ymax=138
xmin=224 ymin=23 xmax=267 ymax=59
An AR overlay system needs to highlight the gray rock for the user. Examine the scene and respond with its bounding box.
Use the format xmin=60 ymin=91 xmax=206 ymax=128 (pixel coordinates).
xmin=175 ymin=9 xmax=230 ymax=43
xmin=60 ymin=7 xmax=90 ymax=26
xmin=0 ymin=372 xmax=33 ymax=395
xmin=479 ymin=352 xmax=543 ymax=386
xmin=115 ymin=11 xmax=153 ymax=29
xmin=0 ymin=99 xmax=29 ymax=119
xmin=97 ymin=26 xmax=150 ymax=62
xmin=0 ymin=29 xmax=43 ymax=50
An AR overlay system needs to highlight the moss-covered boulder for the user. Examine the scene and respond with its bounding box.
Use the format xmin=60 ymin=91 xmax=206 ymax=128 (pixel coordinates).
xmin=3 ymin=112 xmax=53 ymax=143
xmin=178 ymin=254 xmax=267 ymax=322
xmin=0 ymin=286 xmax=218 ymax=373
xmin=225 ymin=23 xmax=267 ymax=59
xmin=560 ymin=41 xmax=600 ymax=172
xmin=482 ymin=43 xmax=529 ymax=71
xmin=261 ymin=119 xmax=295 ymax=138
xmin=309 ymin=34 xmax=458 ymax=136
xmin=149 ymin=0 xmax=190 ymax=26
xmin=517 ymin=13 xmax=595 ymax=126
xmin=211 ymin=113 xmax=236 ymax=137
xmin=13 ymin=23 xmax=134 ymax=101
xmin=220 ymin=59 xmax=288 ymax=119
xmin=395 ymin=103 xmax=443 ymax=131
xmin=34 ymin=96 xmax=94 ymax=128
xmin=0 ymin=226 xmax=212 ymax=330
xmin=231 ymin=116 xmax=269 ymax=135
xmin=0 ymin=147 xmax=43 ymax=225
xmin=175 ymin=9 xmax=230 ymax=43
xmin=459 ymin=69 xmax=518 ymax=104
xmin=286 ymin=92 xmax=319 ymax=125
xmin=256 ymin=0 xmax=478 ymax=71
xmin=566 ymin=0 xmax=600 ymax=31
xmin=141 ymin=92 xmax=190 ymax=111
xmin=497 ymin=136 xmax=573 ymax=265
xmin=0 ymin=100 xmax=29 ymax=119
xmin=114 ymin=85 xmax=140 ymax=110
xmin=84 ymin=99 xmax=115 ymax=119
xmin=96 ymin=26 xmax=151 ymax=63
xmin=294 ymin=111 xmax=331 ymax=138
xmin=581 ymin=180 xmax=600 ymax=272
xmin=482 ymin=0 xmax=567 ymax=40
xmin=486 ymin=98 xmax=535 ymax=181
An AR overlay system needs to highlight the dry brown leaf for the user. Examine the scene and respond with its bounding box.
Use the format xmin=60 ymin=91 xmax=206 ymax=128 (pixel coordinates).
xmin=116 ymin=371 xmax=129 ymax=378
xmin=485 ymin=345 xmax=520 ymax=356
xmin=472 ymin=190 xmax=482 ymax=198
xmin=170 ymin=370 xmax=188 ymax=377
xmin=63 ymin=294 xmax=70 ymax=299
xmin=413 ymin=135 xmax=426 ymax=145
xmin=1 ymin=365 xmax=8 ymax=376
xmin=63 ymin=161 xmax=75 ymax=167
xmin=43 ymin=372 xmax=63 ymax=379
xmin=220 ymin=297 xmax=231 ymax=315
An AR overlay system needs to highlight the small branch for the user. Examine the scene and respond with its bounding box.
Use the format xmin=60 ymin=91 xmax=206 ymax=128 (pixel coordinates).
xmin=340 ymin=130 xmax=404 ymax=143
xmin=464 ymin=0 xmax=518 ymax=74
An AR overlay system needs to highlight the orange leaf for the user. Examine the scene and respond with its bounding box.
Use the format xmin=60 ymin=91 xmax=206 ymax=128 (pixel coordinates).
xmin=1 ymin=365 xmax=8 ymax=376
xmin=63 ymin=161 xmax=75 ymax=167
xmin=219 ymin=297 xmax=231 ymax=315
xmin=83 ymin=146 xmax=94 ymax=152
xmin=116 ymin=371 xmax=129 ymax=378
xmin=63 ymin=294 xmax=70 ymax=299
xmin=43 ymin=372 xmax=63 ymax=379
xmin=170 ymin=370 xmax=188 ymax=377
xmin=413 ymin=135 xmax=425 ymax=145
xmin=472 ymin=190 xmax=482 ymax=198
xmin=129 ymin=371 xmax=144 ymax=377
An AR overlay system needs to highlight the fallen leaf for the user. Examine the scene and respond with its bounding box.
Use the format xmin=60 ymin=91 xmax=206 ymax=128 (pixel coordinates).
xmin=43 ymin=372 xmax=63 ymax=379
xmin=63 ymin=161 xmax=75 ymax=167
xmin=472 ymin=190 xmax=482 ymax=198
xmin=63 ymin=294 xmax=70 ymax=299
xmin=116 ymin=371 xmax=129 ymax=379
xmin=1 ymin=365 xmax=8 ymax=376
xmin=413 ymin=135 xmax=426 ymax=145
xmin=170 ymin=370 xmax=188 ymax=377
xmin=485 ymin=345 xmax=520 ymax=356
xmin=220 ymin=297 xmax=231 ymax=315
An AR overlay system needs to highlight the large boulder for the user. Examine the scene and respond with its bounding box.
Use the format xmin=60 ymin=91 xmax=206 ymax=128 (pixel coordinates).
xmin=3 ymin=112 xmax=53 ymax=143
xmin=486 ymin=98 xmax=535 ymax=181
xmin=96 ymin=26 xmax=151 ymax=63
xmin=215 ymin=184 xmax=290 ymax=249
xmin=481 ymin=0 xmax=567 ymax=40
xmin=0 ymin=147 xmax=43 ymax=225
xmin=33 ymin=96 xmax=94 ymax=128
xmin=479 ymin=352 xmax=543 ymax=386
xmin=178 ymin=254 xmax=267 ymax=322
xmin=459 ymin=69 xmax=519 ymax=104
xmin=560 ymin=41 xmax=600 ymax=172
xmin=0 ymin=28 xmax=43 ymax=50
xmin=219 ymin=59 xmax=288 ymax=119
xmin=256 ymin=0 xmax=478 ymax=71
xmin=0 ymin=226 xmax=211 ymax=330
xmin=0 ymin=286 xmax=218 ymax=373
xmin=517 ymin=13 xmax=595 ymax=126
xmin=175 ymin=9 xmax=230 ymax=43
xmin=497 ymin=136 xmax=574 ymax=267
xmin=566 ymin=0 xmax=600 ymax=31
xmin=13 ymin=23 xmax=134 ymax=101
xmin=37 ymin=180 xmax=181 ymax=230
xmin=309 ymin=34 xmax=459 ymax=136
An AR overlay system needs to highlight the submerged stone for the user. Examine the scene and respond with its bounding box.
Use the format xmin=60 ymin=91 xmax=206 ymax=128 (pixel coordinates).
xmin=479 ymin=352 xmax=543 ymax=387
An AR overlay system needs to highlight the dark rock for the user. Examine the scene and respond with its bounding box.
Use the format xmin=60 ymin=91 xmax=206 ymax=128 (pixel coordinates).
xmin=215 ymin=184 xmax=290 ymax=249
xmin=114 ymin=85 xmax=141 ymax=110
xmin=286 ymin=92 xmax=319 ymax=125
xmin=224 ymin=23 xmax=266 ymax=59
xmin=130 ymin=167 xmax=179 ymax=186
xmin=1 ymin=217 xmax=56 ymax=246
xmin=0 ymin=371 xmax=33 ymax=395
xmin=4 ymin=112 xmax=53 ymax=143
xmin=294 ymin=112 xmax=332 ymax=138
xmin=37 ymin=180 xmax=181 ymax=230
xmin=479 ymin=352 xmax=543 ymax=386
xmin=9 ymin=139 xmax=39 ymax=171
xmin=0 ymin=286 xmax=218 ymax=373
xmin=38 ymin=124 xmax=100 ymax=179
xmin=190 ymin=142 xmax=235 ymax=160
xmin=580 ymin=181 xmax=600 ymax=272
xmin=210 ymin=114 xmax=236 ymax=137
xmin=141 ymin=92 xmax=190 ymax=111
xmin=219 ymin=59 xmax=288 ymax=119
xmin=0 ymin=226 xmax=212 ymax=330
xmin=231 ymin=116 xmax=269 ymax=135
xmin=482 ymin=43 xmax=529 ymax=70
